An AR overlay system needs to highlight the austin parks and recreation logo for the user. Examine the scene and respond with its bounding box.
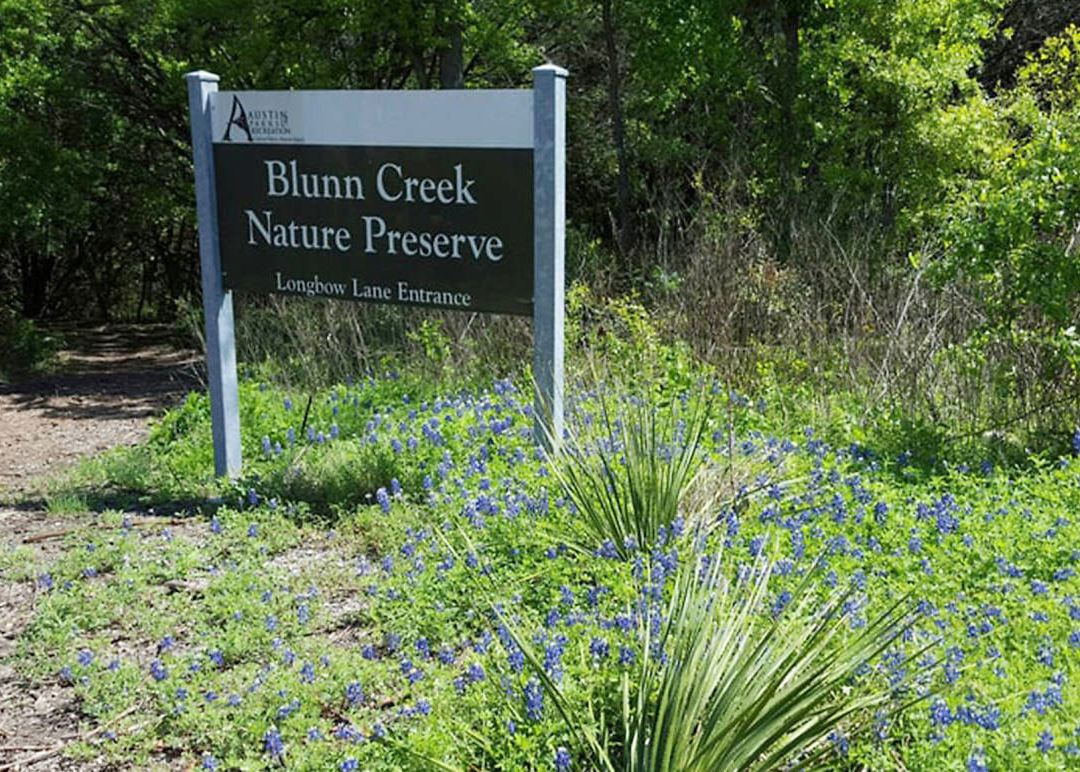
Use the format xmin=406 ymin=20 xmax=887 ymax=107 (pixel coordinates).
xmin=222 ymin=95 xmax=293 ymax=142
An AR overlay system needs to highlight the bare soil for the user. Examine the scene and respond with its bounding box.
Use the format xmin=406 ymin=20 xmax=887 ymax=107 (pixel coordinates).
xmin=0 ymin=325 xmax=202 ymax=770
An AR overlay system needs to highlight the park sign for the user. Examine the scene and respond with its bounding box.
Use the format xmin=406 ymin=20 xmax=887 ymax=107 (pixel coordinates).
xmin=211 ymin=90 xmax=534 ymax=315
xmin=187 ymin=68 xmax=566 ymax=476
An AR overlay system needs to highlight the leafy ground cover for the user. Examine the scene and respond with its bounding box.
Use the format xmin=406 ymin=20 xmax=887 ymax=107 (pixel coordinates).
xmin=5 ymin=371 xmax=1080 ymax=770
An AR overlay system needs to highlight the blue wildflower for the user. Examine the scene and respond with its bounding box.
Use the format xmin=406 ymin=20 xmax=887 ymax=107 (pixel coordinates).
xmin=1037 ymin=729 xmax=1054 ymax=753
xmin=263 ymin=726 xmax=284 ymax=759
xmin=524 ymin=678 xmax=544 ymax=720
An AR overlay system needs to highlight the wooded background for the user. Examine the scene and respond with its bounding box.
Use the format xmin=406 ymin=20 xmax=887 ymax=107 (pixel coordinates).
xmin=2 ymin=0 xmax=1079 ymax=448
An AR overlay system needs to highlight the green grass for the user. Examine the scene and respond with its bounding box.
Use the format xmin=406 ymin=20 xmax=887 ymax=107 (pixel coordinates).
xmin=8 ymin=366 xmax=1080 ymax=770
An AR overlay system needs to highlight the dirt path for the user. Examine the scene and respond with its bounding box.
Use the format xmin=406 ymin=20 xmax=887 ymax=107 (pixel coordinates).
xmin=0 ymin=325 xmax=201 ymax=770
xmin=0 ymin=325 xmax=202 ymax=498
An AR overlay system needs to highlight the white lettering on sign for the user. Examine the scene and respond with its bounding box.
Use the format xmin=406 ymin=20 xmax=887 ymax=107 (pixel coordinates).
xmin=264 ymin=159 xmax=365 ymax=200
xmin=275 ymin=272 xmax=347 ymax=297
xmin=246 ymin=210 xmax=351 ymax=252
xmin=360 ymin=215 xmax=503 ymax=261
xmin=375 ymin=163 xmax=477 ymax=205
xmin=396 ymin=281 xmax=472 ymax=307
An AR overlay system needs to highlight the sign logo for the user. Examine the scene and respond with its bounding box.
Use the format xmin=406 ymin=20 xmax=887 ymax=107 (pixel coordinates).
xmin=223 ymin=95 xmax=251 ymax=141
xmin=221 ymin=95 xmax=293 ymax=142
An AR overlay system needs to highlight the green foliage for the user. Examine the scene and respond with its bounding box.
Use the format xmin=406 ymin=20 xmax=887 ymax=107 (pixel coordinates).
xmin=550 ymin=383 xmax=710 ymax=559
xmin=19 ymin=358 xmax=1080 ymax=770
xmin=566 ymin=283 xmax=700 ymax=392
xmin=0 ymin=310 xmax=60 ymax=379
xmin=621 ymin=553 xmax=919 ymax=771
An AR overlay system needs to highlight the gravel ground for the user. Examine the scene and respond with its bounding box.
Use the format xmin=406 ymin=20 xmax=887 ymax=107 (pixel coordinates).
xmin=0 ymin=325 xmax=201 ymax=770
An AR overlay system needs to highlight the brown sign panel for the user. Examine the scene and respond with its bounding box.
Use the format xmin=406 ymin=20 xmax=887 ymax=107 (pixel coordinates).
xmin=213 ymin=144 xmax=534 ymax=315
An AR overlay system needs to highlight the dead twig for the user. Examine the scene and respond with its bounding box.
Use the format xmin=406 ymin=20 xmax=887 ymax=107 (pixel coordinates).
xmin=0 ymin=704 xmax=140 ymax=771
xmin=23 ymin=518 xmax=191 ymax=544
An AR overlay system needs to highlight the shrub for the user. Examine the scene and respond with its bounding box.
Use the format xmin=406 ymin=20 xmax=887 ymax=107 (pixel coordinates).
xmin=0 ymin=310 xmax=60 ymax=380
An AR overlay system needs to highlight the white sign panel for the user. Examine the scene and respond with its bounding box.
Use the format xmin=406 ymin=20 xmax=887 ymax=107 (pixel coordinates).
xmin=210 ymin=90 xmax=534 ymax=148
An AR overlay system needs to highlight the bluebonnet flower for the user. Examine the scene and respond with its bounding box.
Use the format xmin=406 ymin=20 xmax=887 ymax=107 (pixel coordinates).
xmin=299 ymin=662 xmax=315 ymax=683
xmin=595 ymin=540 xmax=618 ymax=559
xmin=929 ymin=699 xmax=953 ymax=727
xmin=524 ymin=678 xmax=544 ymax=720
xmin=150 ymin=659 xmax=167 ymax=681
xmin=619 ymin=645 xmax=636 ymax=666
xmin=772 ymin=590 xmax=792 ymax=617
xmin=263 ymin=727 xmax=284 ymax=759
xmin=467 ymin=662 xmax=485 ymax=683
xmin=340 ymin=759 xmax=358 ymax=771
xmin=554 ymin=747 xmax=571 ymax=771
xmin=507 ymin=648 xmax=525 ymax=672
xmin=1037 ymin=643 xmax=1054 ymax=667
xmin=966 ymin=752 xmax=988 ymax=772
xmin=201 ymin=754 xmax=217 ymax=770
xmin=1037 ymin=729 xmax=1054 ymax=753
xmin=376 ymin=487 xmax=391 ymax=513
xmin=465 ymin=630 xmax=489 ymax=655
xmin=77 ymin=649 xmax=93 ymax=667
xmin=828 ymin=729 xmax=849 ymax=757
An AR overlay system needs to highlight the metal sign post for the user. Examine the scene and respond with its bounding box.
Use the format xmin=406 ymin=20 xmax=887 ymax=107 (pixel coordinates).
xmin=185 ymin=66 xmax=565 ymax=475
xmin=532 ymin=65 xmax=567 ymax=452
xmin=186 ymin=70 xmax=242 ymax=477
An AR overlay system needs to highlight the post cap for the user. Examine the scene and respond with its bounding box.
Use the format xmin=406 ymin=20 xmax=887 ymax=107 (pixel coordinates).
xmin=532 ymin=63 xmax=569 ymax=79
xmin=184 ymin=70 xmax=221 ymax=83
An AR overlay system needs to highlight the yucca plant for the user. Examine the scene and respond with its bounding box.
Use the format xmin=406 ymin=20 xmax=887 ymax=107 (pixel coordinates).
xmin=549 ymin=385 xmax=712 ymax=559
xmin=497 ymin=545 xmax=930 ymax=771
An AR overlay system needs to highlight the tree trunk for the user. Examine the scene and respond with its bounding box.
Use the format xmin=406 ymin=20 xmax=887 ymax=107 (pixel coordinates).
xmin=601 ymin=0 xmax=632 ymax=259
xmin=775 ymin=0 xmax=801 ymax=263
xmin=439 ymin=26 xmax=464 ymax=89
